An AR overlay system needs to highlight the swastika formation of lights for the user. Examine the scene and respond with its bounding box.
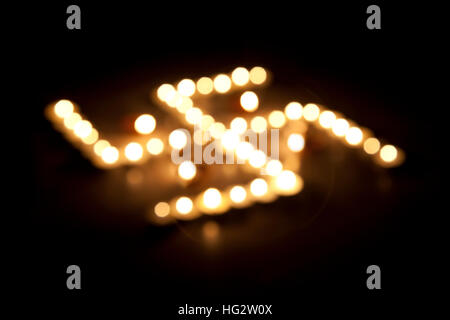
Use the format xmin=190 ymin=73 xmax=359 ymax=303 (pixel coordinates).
xmin=46 ymin=66 xmax=404 ymax=224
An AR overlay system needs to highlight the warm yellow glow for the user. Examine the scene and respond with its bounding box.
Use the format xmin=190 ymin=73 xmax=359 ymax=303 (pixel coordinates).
xmin=249 ymin=66 xmax=267 ymax=85
xmin=363 ymin=137 xmax=380 ymax=155
xmin=268 ymin=110 xmax=286 ymax=128
xmin=154 ymin=202 xmax=170 ymax=217
xmin=101 ymin=146 xmax=119 ymax=164
xmin=209 ymin=122 xmax=226 ymax=139
xmin=202 ymin=221 xmax=220 ymax=240
xmin=213 ymin=74 xmax=232 ymax=93
xmin=169 ymin=129 xmax=188 ymax=149
xmin=303 ymin=103 xmax=320 ymax=122
xmin=157 ymin=84 xmax=175 ymax=101
xmin=284 ymin=102 xmax=303 ymax=120
xmin=73 ymin=120 xmax=93 ymax=138
xmin=250 ymin=178 xmax=268 ymax=197
xmin=249 ymin=150 xmax=267 ymax=168
xmin=134 ymin=114 xmax=156 ymax=135
xmin=275 ymin=170 xmax=296 ymax=191
xmin=200 ymin=115 xmax=215 ymax=131
xmin=197 ymin=77 xmax=214 ymax=95
xmin=125 ymin=142 xmax=143 ymax=162
xmin=64 ymin=112 xmax=82 ymax=129
xmin=81 ymin=128 xmax=98 ymax=145
xmin=94 ymin=140 xmax=110 ymax=156
xmin=240 ymin=91 xmax=259 ymax=112
xmin=185 ymin=107 xmax=203 ymax=125
xmin=380 ymin=145 xmax=398 ymax=162
xmin=230 ymin=186 xmax=247 ymax=203
xmin=176 ymin=96 xmax=193 ymax=114
xmin=167 ymin=92 xmax=183 ymax=108
xmin=221 ymin=130 xmax=240 ymax=151
xmin=203 ymin=188 xmax=222 ymax=209
xmin=230 ymin=117 xmax=248 ymax=134
xmin=287 ymin=133 xmax=305 ymax=152
xmin=54 ymin=99 xmax=74 ymax=118
xmin=176 ymin=197 xmax=193 ymax=215
xmin=250 ymin=116 xmax=267 ymax=133
xmin=319 ymin=110 xmax=336 ymax=128
xmin=177 ymin=79 xmax=196 ymax=97
xmin=193 ymin=130 xmax=209 ymax=145
xmin=178 ymin=161 xmax=196 ymax=180
xmin=231 ymin=67 xmax=250 ymax=86
xmin=146 ymin=138 xmax=164 ymax=155
xmin=331 ymin=118 xmax=350 ymax=137
xmin=236 ymin=142 xmax=254 ymax=160
xmin=265 ymin=159 xmax=283 ymax=176
xmin=345 ymin=127 xmax=363 ymax=145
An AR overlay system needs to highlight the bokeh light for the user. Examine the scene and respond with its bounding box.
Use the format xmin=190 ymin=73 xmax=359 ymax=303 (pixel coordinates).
xmin=287 ymin=133 xmax=305 ymax=152
xmin=231 ymin=67 xmax=250 ymax=86
xmin=240 ymin=91 xmax=259 ymax=112
xmin=146 ymin=138 xmax=164 ymax=155
xmin=178 ymin=161 xmax=196 ymax=180
xmin=213 ymin=74 xmax=232 ymax=93
xmin=124 ymin=142 xmax=143 ymax=161
xmin=249 ymin=66 xmax=267 ymax=85
xmin=134 ymin=114 xmax=156 ymax=135
xmin=250 ymin=178 xmax=268 ymax=197
xmin=169 ymin=129 xmax=188 ymax=149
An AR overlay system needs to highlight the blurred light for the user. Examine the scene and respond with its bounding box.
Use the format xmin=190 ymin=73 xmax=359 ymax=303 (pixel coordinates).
xmin=230 ymin=117 xmax=247 ymax=134
xmin=177 ymin=79 xmax=196 ymax=97
xmin=231 ymin=67 xmax=250 ymax=86
xmin=364 ymin=137 xmax=380 ymax=154
xmin=73 ymin=120 xmax=92 ymax=138
xmin=250 ymin=178 xmax=268 ymax=197
xmin=167 ymin=92 xmax=183 ymax=108
xmin=126 ymin=168 xmax=143 ymax=185
xmin=146 ymin=138 xmax=164 ymax=155
xmin=236 ymin=141 xmax=254 ymax=160
xmin=169 ymin=129 xmax=188 ymax=149
xmin=125 ymin=142 xmax=143 ymax=161
xmin=380 ymin=145 xmax=397 ymax=162
xmin=101 ymin=146 xmax=119 ymax=164
xmin=154 ymin=202 xmax=170 ymax=217
xmin=203 ymin=188 xmax=222 ymax=209
xmin=221 ymin=130 xmax=240 ymax=151
xmin=275 ymin=170 xmax=296 ymax=191
xmin=64 ymin=112 xmax=81 ymax=129
xmin=178 ymin=160 xmax=196 ymax=180
xmin=249 ymin=150 xmax=267 ymax=168
xmin=250 ymin=116 xmax=267 ymax=133
xmin=240 ymin=91 xmax=259 ymax=112
xmin=54 ymin=99 xmax=74 ymax=118
xmin=94 ymin=140 xmax=110 ymax=156
xmin=332 ymin=118 xmax=350 ymax=137
xmin=268 ymin=110 xmax=286 ymax=128
xmin=202 ymin=221 xmax=220 ymax=241
xmin=303 ymin=103 xmax=320 ymax=121
xmin=176 ymin=96 xmax=193 ymax=114
xmin=197 ymin=77 xmax=214 ymax=95
xmin=209 ymin=122 xmax=226 ymax=139
xmin=345 ymin=127 xmax=363 ymax=145
xmin=185 ymin=107 xmax=203 ymax=125
xmin=249 ymin=66 xmax=267 ymax=85
xmin=157 ymin=84 xmax=175 ymax=101
xmin=81 ymin=128 xmax=98 ymax=145
xmin=213 ymin=74 xmax=232 ymax=93
xmin=134 ymin=114 xmax=156 ymax=135
xmin=176 ymin=197 xmax=193 ymax=215
xmin=265 ymin=159 xmax=283 ymax=176
xmin=200 ymin=115 xmax=215 ymax=131
xmin=284 ymin=102 xmax=303 ymax=120
xmin=319 ymin=110 xmax=336 ymax=128
xmin=230 ymin=186 xmax=247 ymax=203
xmin=287 ymin=133 xmax=305 ymax=152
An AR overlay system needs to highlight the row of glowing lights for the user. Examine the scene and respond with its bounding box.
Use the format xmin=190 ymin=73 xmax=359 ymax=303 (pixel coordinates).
xmin=154 ymin=170 xmax=302 ymax=218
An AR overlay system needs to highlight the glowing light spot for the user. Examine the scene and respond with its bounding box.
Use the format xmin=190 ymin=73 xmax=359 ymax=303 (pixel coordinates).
xmin=303 ymin=103 xmax=320 ymax=122
xmin=250 ymin=178 xmax=268 ymax=197
xmin=213 ymin=74 xmax=232 ymax=93
xmin=364 ymin=137 xmax=380 ymax=155
xmin=268 ymin=110 xmax=286 ymax=128
xmin=176 ymin=97 xmax=193 ymax=114
xmin=221 ymin=130 xmax=240 ymax=151
xmin=73 ymin=120 xmax=92 ymax=138
xmin=275 ymin=170 xmax=296 ymax=191
xmin=331 ymin=118 xmax=350 ymax=137
xmin=185 ymin=107 xmax=203 ymax=125
xmin=124 ymin=142 xmax=143 ymax=162
xmin=250 ymin=116 xmax=267 ymax=133
xmin=230 ymin=117 xmax=248 ymax=134
xmin=81 ymin=128 xmax=98 ymax=145
xmin=157 ymin=84 xmax=175 ymax=101
xmin=265 ymin=159 xmax=283 ymax=176
xmin=203 ymin=221 xmax=220 ymax=241
xmin=319 ymin=110 xmax=336 ymax=129
xmin=146 ymin=138 xmax=164 ymax=155
xmin=134 ymin=114 xmax=156 ymax=135
xmin=64 ymin=112 xmax=81 ymax=129
xmin=176 ymin=197 xmax=193 ymax=215
xmin=249 ymin=150 xmax=267 ymax=168
xmin=249 ymin=66 xmax=267 ymax=85
xmin=240 ymin=91 xmax=259 ymax=112
xmin=54 ymin=100 xmax=74 ymax=119
xmin=101 ymin=146 xmax=119 ymax=164
xmin=154 ymin=202 xmax=170 ymax=217
xmin=236 ymin=142 xmax=254 ymax=160
xmin=231 ymin=67 xmax=250 ymax=86
xmin=200 ymin=115 xmax=215 ymax=131
xmin=345 ymin=127 xmax=363 ymax=145
xmin=169 ymin=129 xmax=188 ymax=149
xmin=284 ymin=102 xmax=303 ymax=120
xmin=178 ymin=161 xmax=196 ymax=180
xmin=167 ymin=92 xmax=183 ymax=108
xmin=380 ymin=145 xmax=398 ymax=162
xmin=209 ymin=122 xmax=226 ymax=139
xmin=177 ymin=79 xmax=196 ymax=97
xmin=230 ymin=186 xmax=247 ymax=203
xmin=203 ymin=188 xmax=222 ymax=209
xmin=287 ymin=133 xmax=305 ymax=152
xmin=197 ymin=77 xmax=214 ymax=95
xmin=94 ymin=140 xmax=110 ymax=156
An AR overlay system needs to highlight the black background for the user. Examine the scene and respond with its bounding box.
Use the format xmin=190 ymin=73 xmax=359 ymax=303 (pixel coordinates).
xmin=15 ymin=0 xmax=442 ymax=315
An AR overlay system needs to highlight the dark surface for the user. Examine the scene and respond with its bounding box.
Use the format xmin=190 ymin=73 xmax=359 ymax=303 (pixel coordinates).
xmin=17 ymin=0 xmax=441 ymax=314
